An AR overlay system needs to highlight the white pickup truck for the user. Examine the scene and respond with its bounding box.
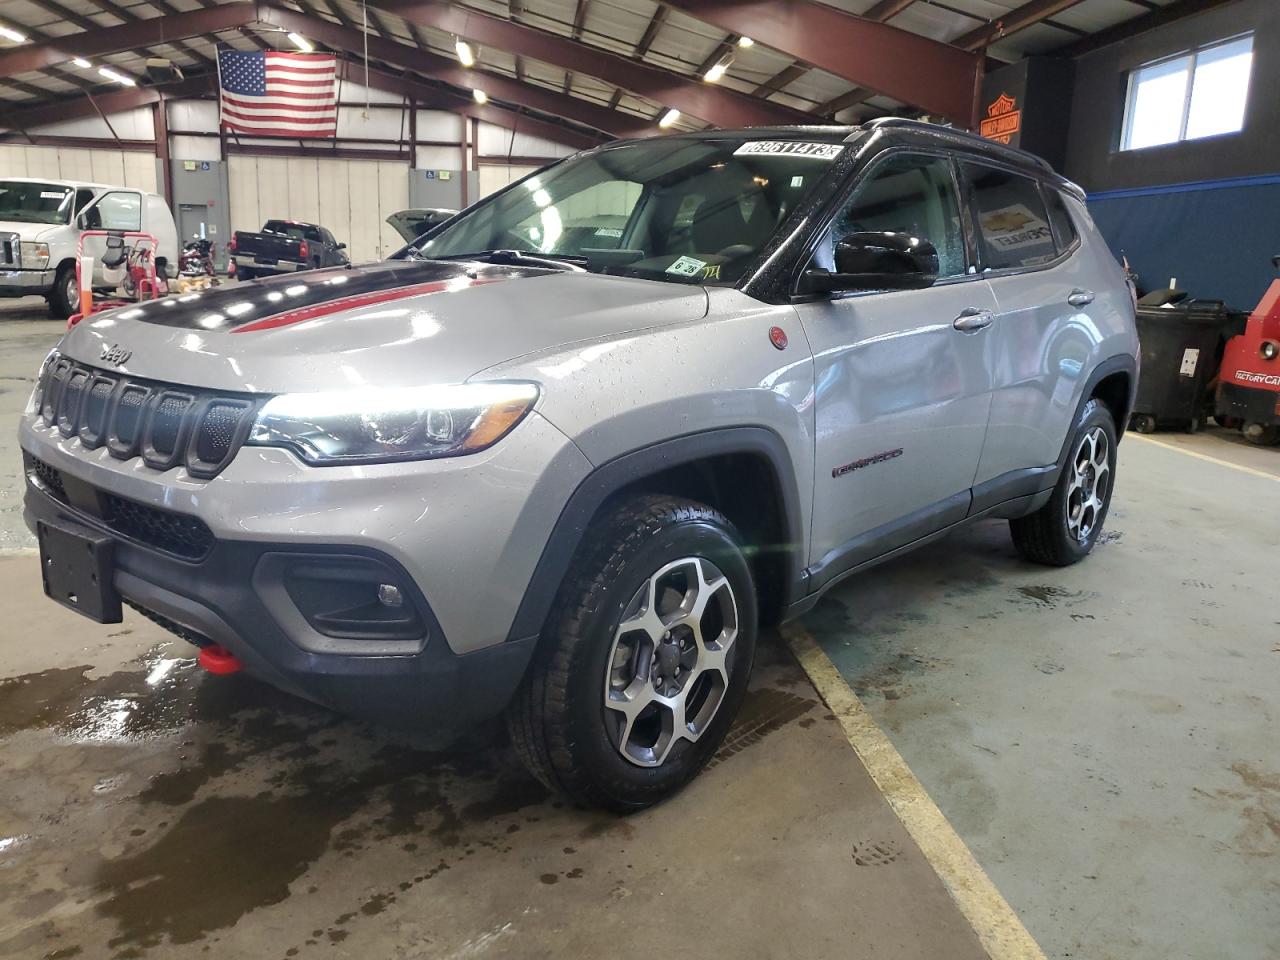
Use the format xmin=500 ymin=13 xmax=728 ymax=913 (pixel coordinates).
xmin=0 ymin=178 xmax=178 ymax=318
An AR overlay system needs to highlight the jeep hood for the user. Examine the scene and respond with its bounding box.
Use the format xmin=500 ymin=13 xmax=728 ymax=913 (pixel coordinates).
xmin=58 ymin=259 xmax=709 ymax=393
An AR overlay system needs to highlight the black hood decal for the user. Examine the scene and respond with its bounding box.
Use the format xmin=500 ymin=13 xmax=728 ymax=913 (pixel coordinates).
xmin=111 ymin=260 xmax=544 ymax=333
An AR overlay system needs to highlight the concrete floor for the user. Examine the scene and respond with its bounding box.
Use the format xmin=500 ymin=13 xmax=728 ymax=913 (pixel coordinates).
xmin=3 ymin=296 xmax=1278 ymax=959
xmin=813 ymin=437 xmax=1280 ymax=959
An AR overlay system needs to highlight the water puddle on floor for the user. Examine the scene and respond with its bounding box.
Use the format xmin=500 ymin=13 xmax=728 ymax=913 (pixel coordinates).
xmin=0 ymin=642 xmax=814 ymax=958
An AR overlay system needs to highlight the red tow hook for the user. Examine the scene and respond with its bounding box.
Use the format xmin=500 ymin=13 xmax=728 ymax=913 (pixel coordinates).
xmin=198 ymin=644 xmax=244 ymax=675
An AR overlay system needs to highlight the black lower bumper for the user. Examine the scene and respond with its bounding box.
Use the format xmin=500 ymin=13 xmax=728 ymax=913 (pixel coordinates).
xmin=23 ymin=478 xmax=534 ymax=729
xmin=1216 ymin=380 xmax=1280 ymax=425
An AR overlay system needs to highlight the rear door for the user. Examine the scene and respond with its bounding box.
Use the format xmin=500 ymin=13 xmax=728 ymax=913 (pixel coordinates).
xmin=961 ymin=163 xmax=1099 ymax=495
xmin=794 ymin=151 xmax=1000 ymax=584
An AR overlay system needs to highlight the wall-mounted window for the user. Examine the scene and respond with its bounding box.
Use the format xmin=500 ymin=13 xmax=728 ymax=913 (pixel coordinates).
xmin=1120 ymin=34 xmax=1253 ymax=151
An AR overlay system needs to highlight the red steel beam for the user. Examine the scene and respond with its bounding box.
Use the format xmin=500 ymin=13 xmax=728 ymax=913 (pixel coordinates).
xmin=368 ymin=0 xmax=812 ymax=127
xmin=0 ymin=74 xmax=216 ymax=131
xmin=660 ymin=0 xmax=979 ymax=124
xmin=255 ymin=4 xmax=651 ymax=138
xmin=0 ymin=3 xmax=255 ymax=78
xmin=951 ymin=0 xmax=1087 ymax=50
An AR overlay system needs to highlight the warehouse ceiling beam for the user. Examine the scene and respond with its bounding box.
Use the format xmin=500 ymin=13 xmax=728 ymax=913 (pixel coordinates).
xmin=365 ymin=0 xmax=811 ymax=128
xmin=254 ymin=4 xmax=653 ymax=138
xmin=0 ymin=73 xmax=216 ymax=131
xmin=0 ymin=3 xmax=253 ymax=78
xmin=950 ymin=0 xmax=1087 ymax=50
xmin=1053 ymin=0 xmax=1237 ymax=57
xmin=658 ymin=0 xmax=979 ymax=123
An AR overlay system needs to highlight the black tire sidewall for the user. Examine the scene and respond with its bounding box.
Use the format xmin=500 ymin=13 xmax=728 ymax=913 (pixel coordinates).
xmin=50 ymin=266 xmax=76 ymax=318
xmin=1050 ymin=401 xmax=1118 ymax=561
xmin=561 ymin=517 xmax=757 ymax=809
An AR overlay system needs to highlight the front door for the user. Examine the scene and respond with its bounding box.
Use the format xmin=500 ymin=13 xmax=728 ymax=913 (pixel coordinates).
xmin=795 ymin=152 xmax=998 ymax=584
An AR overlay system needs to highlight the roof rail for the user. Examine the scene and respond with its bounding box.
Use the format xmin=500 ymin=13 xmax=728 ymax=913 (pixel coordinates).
xmin=862 ymin=117 xmax=1056 ymax=173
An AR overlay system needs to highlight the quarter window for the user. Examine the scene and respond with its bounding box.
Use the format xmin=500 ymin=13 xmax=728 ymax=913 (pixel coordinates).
xmin=1044 ymin=189 xmax=1079 ymax=254
xmin=963 ymin=164 xmax=1057 ymax=271
xmin=821 ymin=153 xmax=966 ymax=279
xmin=1120 ymin=34 xmax=1253 ymax=151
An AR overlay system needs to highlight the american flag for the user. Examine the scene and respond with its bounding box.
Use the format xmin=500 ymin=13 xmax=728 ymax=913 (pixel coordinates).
xmin=218 ymin=50 xmax=337 ymax=138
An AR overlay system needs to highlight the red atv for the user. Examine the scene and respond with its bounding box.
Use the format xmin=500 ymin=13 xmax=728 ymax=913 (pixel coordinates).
xmin=1215 ymin=256 xmax=1280 ymax=445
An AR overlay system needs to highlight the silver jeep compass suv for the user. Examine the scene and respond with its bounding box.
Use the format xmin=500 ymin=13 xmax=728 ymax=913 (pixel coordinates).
xmin=20 ymin=120 xmax=1138 ymax=810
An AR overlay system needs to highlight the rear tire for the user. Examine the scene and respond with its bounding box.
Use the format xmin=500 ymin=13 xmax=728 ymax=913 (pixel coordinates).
xmin=48 ymin=264 xmax=77 ymax=319
xmin=1130 ymin=413 xmax=1156 ymax=434
xmin=508 ymin=494 xmax=758 ymax=812
xmin=1242 ymin=422 xmax=1280 ymax=446
xmin=1010 ymin=398 xmax=1118 ymax=566
xmin=235 ymin=267 xmax=256 ymax=281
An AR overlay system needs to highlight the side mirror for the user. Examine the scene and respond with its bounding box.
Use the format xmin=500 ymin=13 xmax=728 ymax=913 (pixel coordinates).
xmin=801 ymin=231 xmax=940 ymax=294
xmin=75 ymin=213 xmax=88 ymax=230
xmin=336 ymin=242 xmax=347 ymax=250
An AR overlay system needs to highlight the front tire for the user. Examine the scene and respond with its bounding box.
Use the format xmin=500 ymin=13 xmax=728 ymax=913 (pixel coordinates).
xmin=508 ymin=494 xmax=758 ymax=812
xmin=1010 ymin=398 xmax=1118 ymax=566
xmin=48 ymin=264 xmax=77 ymax=319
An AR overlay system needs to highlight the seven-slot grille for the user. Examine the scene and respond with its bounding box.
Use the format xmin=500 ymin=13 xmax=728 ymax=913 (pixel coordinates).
xmin=0 ymin=233 xmax=19 ymax=268
xmin=37 ymin=355 xmax=260 ymax=479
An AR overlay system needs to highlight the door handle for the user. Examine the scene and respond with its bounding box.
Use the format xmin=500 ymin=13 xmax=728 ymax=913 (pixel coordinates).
xmin=953 ymin=307 xmax=995 ymax=333
xmin=1068 ymin=288 xmax=1095 ymax=308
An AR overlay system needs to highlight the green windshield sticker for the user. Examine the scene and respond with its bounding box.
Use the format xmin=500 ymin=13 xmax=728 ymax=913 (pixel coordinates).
xmin=733 ymin=141 xmax=844 ymax=160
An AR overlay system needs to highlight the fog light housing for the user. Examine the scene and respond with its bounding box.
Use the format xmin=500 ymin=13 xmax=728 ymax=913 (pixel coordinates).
xmin=269 ymin=555 xmax=427 ymax=642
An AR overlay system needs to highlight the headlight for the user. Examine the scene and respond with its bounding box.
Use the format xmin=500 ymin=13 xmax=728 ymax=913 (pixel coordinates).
xmin=246 ymin=382 xmax=539 ymax=465
xmin=26 ymin=347 xmax=59 ymax=415
xmin=24 ymin=241 xmax=50 ymax=269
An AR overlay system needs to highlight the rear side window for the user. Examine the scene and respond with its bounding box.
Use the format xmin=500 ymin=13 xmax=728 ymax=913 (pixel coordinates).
xmin=1044 ymin=189 xmax=1079 ymax=253
xmin=962 ymin=163 xmax=1057 ymax=270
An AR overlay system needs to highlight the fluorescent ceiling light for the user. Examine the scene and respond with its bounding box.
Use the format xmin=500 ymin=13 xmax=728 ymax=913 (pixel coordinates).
xmin=737 ymin=36 xmax=754 ymax=48
xmin=658 ymin=108 xmax=680 ymax=129
xmin=98 ymin=66 xmax=135 ymax=86
xmin=0 ymin=25 xmax=27 ymax=43
xmin=72 ymin=57 xmax=92 ymax=68
xmin=473 ymin=88 xmax=488 ymax=104
xmin=704 ymin=54 xmax=732 ymax=83
xmin=287 ymin=32 xmax=314 ymax=53
xmin=455 ymin=39 xmax=475 ymax=67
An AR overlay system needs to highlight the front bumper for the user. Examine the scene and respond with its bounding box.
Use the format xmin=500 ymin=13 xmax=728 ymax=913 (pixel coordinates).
xmin=19 ymin=409 xmax=593 ymax=727
xmin=1216 ymin=380 xmax=1280 ymax=425
xmin=0 ymin=268 xmax=52 ymax=295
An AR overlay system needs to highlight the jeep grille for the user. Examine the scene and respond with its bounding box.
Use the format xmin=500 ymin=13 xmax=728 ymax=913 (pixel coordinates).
xmin=36 ymin=356 xmax=261 ymax=479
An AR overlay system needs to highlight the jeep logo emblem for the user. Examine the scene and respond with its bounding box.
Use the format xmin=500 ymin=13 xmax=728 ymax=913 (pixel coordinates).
xmin=100 ymin=343 xmax=132 ymax=367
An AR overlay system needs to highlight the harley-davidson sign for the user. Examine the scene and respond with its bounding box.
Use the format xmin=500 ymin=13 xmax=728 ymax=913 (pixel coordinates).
xmin=980 ymin=93 xmax=1022 ymax=144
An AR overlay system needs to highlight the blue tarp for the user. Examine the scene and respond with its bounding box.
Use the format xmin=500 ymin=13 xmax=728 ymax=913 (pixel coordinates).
xmin=1087 ymin=174 xmax=1280 ymax=313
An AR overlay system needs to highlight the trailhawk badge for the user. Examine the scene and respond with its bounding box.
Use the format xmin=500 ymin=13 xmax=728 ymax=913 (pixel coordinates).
xmin=100 ymin=343 xmax=132 ymax=367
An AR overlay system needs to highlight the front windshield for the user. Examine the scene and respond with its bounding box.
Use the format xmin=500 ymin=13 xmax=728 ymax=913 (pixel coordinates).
xmin=413 ymin=137 xmax=847 ymax=284
xmin=0 ymin=181 xmax=75 ymax=225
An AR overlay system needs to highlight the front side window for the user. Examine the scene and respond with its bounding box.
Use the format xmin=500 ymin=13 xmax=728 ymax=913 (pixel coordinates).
xmin=1121 ymin=34 xmax=1253 ymax=151
xmin=85 ymin=191 xmax=142 ymax=231
xmin=816 ymin=153 xmax=966 ymax=279
xmin=0 ymin=181 xmax=75 ymax=225
xmin=414 ymin=137 xmax=846 ymax=284
xmin=963 ymin=164 xmax=1057 ymax=271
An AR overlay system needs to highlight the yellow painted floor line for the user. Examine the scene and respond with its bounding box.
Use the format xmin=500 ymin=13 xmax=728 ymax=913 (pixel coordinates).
xmin=784 ymin=622 xmax=1047 ymax=960
xmin=1127 ymin=433 xmax=1280 ymax=482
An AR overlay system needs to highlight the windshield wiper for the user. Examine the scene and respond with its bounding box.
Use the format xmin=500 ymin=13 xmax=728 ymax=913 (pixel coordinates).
xmin=432 ymin=249 xmax=589 ymax=271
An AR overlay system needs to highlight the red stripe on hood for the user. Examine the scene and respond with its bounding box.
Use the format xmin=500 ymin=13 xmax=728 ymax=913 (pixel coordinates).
xmin=231 ymin=276 xmax=504 ymax=334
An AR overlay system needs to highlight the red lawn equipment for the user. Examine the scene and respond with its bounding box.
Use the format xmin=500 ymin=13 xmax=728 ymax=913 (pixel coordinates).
xmin=67 ymin=230 xmax=169 ymax=329
xmin=1215 ymin=256 xmax=1280 ymax=445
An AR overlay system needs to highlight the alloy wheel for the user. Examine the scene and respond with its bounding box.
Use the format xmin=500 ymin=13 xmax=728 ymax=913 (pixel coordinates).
xmin=1065 ymin=426 xmax=1110 ymax=542
xmin=603 ymin=556 xmax=739 ymax=767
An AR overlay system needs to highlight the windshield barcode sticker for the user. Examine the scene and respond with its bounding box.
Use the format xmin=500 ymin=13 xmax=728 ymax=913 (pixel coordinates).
xmin=734 ymin=141 xmax=844 ymax=160
xmin=40 ymin=191 xmax=69 ymax=199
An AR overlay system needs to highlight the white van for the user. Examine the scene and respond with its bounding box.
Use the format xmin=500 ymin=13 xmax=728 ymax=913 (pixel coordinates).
xmin=0 ymin=178 xmax=179 ymax=317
